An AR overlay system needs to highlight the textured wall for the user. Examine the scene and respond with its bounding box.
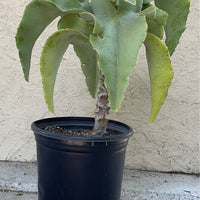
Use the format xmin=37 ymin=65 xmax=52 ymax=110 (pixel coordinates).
xmin=0 ymin=0 xmax=199 ymax=174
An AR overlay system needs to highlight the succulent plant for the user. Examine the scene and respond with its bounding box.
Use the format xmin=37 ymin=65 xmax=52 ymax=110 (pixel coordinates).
xmin=16 ymin=0 xmax=190 ymax=135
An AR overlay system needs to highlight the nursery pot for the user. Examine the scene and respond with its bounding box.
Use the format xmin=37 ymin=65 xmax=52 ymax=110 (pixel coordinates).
xmin=31 ymin=117 xmax=133 ymax=200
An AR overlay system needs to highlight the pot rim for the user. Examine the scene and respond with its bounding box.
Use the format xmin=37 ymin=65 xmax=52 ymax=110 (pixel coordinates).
xmin=31 ymin=117 xmax=133 ymax=142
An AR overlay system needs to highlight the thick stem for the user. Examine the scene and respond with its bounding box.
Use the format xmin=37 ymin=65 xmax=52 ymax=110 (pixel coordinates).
xmin=92 ymin=72 xmax=110 ymax=135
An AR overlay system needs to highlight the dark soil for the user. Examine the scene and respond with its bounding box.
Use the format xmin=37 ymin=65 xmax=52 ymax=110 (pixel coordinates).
xmin=44 ymin=126 xmax=119 ymax=137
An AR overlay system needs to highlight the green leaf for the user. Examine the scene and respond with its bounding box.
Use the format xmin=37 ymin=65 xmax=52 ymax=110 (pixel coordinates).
xmin=90 ymin=0 xmax=116 ymax=34
xmin=143 ymin=0 xmax=152 ymax=4
xmin=15 ymin=0 xmax=81 ymax=81
xmin=154 ymin=0 xmax=190 ymax=55
xmin=144 ymin=33 xmax=174 ymax=123
xmin=74 ymin=44 xmax=99 ymax=98
xmin=135 ymin=0 xmax=143 ymax=12
xmin=140 ymin=6 xmax=168 ymax=39
xmin=119 ymin=0 xmax=143 ymax=12
xmin=90 ymin=0 xmax=147 ymax=111
xmin=139 ymin=6 xmax=156 ymax=20
xmin=40 ymin=29 xmax=88 ymax=113
xmin=47 ymin=0 xmax=81 ymax=12
xmin=58 ymin=13 xmax=93 ymax=36
xmin=147 ymin=7 xmax=168 ymax=38
xmin=79 ymin=12 xmax=95 ymax=25
xmin=124 ymin=0 xmax=136 ymax=5
xmin=134 ymin=0 xmax=144 ymax=12
xmin=80 ymin=1 xmax=93 ymax=12
xmin=57 ymin=13 xmax=99 ymax=98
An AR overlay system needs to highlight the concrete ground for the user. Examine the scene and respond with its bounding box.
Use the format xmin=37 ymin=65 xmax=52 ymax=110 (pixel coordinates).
xmin=0 ymin=161 xmax=199 ymax=200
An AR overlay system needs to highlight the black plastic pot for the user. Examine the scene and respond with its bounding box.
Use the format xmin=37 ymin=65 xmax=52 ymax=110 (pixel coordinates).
xmin=32 ymin=117 xmax=133 ymax=200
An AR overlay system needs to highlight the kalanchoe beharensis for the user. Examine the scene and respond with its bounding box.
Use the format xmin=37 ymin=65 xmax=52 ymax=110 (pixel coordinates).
xmin=16 ymin=0 xmax=190 ymax=135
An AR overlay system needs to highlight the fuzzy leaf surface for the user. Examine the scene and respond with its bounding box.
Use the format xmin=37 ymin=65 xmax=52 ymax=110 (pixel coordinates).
xmin=40 ymin=29 xmax=88 ymax=113
xmin=15 ymin=0 xmax=81 ymax=81
xmin=144 ymin=33 xmax=174 ymax=123
xmin=122 ymin=0 xmax=144 ymax=12
xmin=146 ymin=7 xmax=168 ymax=38
xmin=90 ymin=0 xmax=147 ymax=111
xmin=58 ymin=13 xmax=92 ymax=36
xmin=139 ymin=6 xmax=156 ymax=20
xmin=74 ymin=44 xmax=99 ymax=98
xmin=124 ymin=0 xmax=136 ymax=5
xmin=58 ymin=13 xmax=99 ymax=98
xmin=154 ymin=0 xmax=190 ymax=55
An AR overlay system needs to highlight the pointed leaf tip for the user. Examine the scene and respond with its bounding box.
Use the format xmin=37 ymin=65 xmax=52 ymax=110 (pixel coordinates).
xmin=40 ymin=29 xmax=88 ymax=113
xmin=90 ymin=2 xmax=147 ymax=111
xmin=16 ymin=0 xmax=82 ymax=81
xmin=155 ymin=0 xmax=190 ymax=55
xmin=144 ymin=33 xmax=174 ymax=123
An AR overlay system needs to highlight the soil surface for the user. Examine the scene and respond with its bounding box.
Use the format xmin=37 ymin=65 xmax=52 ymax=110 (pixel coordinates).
xmin=44 ymin=126 xmax=119 ymax=137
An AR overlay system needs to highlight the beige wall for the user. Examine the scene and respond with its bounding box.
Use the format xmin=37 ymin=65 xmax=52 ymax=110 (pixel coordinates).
xmin=0 ymin=0 xmax=199 ymax=174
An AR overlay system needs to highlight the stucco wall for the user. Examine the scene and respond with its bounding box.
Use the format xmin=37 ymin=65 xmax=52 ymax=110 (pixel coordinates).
xmin=0 ymin=0 xmax=199 ymax=174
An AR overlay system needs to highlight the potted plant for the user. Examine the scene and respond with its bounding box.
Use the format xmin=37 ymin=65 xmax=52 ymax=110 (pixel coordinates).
xmin=16 ymin=0 xmax=190 ymax=200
